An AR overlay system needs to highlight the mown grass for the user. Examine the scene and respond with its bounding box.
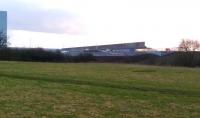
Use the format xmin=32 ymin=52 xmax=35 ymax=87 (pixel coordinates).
xmin=0 ymin=61 xmax=199 ymax=118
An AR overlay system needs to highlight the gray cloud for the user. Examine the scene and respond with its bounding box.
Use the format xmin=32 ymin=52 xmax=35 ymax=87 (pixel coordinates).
xmin=1 ymin=0 xmax=79 ymax=34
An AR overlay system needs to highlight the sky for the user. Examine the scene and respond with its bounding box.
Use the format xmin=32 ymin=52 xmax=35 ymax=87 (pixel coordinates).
xmin=1 ymin=0 xmax=200 ymax=49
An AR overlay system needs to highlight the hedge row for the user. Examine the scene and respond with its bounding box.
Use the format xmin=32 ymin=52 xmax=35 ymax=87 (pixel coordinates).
xmin=0 ymin=48 xmax=65 ymax=62
xmin=94 ymin=52 xmax=200 ymax=67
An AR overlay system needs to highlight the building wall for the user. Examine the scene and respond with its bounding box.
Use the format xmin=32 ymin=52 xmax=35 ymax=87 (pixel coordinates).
xmin=0 ymin=11 xmax=7 ymax=34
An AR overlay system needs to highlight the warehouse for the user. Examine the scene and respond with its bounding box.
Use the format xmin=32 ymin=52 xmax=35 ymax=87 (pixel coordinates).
xmin=61 ymin=42 xmax=146 ymax=56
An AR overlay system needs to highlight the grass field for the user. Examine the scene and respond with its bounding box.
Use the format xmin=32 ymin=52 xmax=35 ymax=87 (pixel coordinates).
xmin=0 ymin=61 xmax=199 ymax=118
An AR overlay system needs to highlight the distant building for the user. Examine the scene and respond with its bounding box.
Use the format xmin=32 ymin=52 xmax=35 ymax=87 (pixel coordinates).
xmin=0 ymin=11 xmax=7 ymax=35
xmin=62 ymin=42 xmax=146 ymax=56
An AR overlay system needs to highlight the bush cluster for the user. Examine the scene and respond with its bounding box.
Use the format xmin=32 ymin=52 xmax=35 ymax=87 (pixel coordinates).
xmin=172 ymin=52 xmax=200 ymax=67
xmin=0 ymin=48 xmax=96 ymax=63
xmin=0 ymin=48 xmax=65 ymax=62
xmin=135 ymin=52 xmax=200 ymax=67
xmin=93 ymin=52 xmax=200 ymax=67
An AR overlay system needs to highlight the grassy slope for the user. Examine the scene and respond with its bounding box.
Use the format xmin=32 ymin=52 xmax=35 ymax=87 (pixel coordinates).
xmin=0 ymin=61 xmax=199 ymax=118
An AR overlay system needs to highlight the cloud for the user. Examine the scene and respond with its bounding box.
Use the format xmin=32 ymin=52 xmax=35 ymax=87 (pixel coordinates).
xmin=1 ymin=0 xmax=83 ymax=34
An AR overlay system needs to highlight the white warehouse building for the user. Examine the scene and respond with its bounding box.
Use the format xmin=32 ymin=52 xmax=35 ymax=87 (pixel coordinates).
xmin=62 ymin=42 xmax=146 ymax=56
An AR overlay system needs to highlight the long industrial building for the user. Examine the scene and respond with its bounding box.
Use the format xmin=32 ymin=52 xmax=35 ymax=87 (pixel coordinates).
xmin=0 ymin=11 xmax=7 ymax=35
xmin=61 ymin=42 xmax=146 ymax=56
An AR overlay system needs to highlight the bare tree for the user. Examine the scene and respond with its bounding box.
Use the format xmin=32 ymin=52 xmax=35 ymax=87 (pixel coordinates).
xmin=192 ymin=40 xmax=200 ymax=51
xmin=178 ymin=39 xmax=200 ymax=51
xmin=0 ymin=32 xmax=8 ymax=48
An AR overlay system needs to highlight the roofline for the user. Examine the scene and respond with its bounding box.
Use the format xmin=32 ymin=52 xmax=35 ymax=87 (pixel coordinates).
xmin=62 ymin=42 xmax=145 ymax=50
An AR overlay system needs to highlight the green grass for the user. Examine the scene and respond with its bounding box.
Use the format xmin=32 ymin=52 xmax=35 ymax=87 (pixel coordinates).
xmin=0 ymin=61 xmax=199 ymax=118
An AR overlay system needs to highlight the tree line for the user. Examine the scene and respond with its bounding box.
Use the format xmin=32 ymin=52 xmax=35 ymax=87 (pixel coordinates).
xmin=178 ymin=39 xmax=200 ymax=51
xmin=0 ymin=32 xmax=7 ymax=49
xmin=1 ymin=32 xmax=200 ymax=67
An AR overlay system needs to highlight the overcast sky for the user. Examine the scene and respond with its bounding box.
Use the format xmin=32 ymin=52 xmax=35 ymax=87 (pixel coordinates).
xmin=1 ymin=0 xmax=200 ymax=49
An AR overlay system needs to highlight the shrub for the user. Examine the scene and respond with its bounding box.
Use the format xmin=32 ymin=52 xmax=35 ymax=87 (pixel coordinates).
xmin=0 ymin=48 xmax=65 ymax=62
